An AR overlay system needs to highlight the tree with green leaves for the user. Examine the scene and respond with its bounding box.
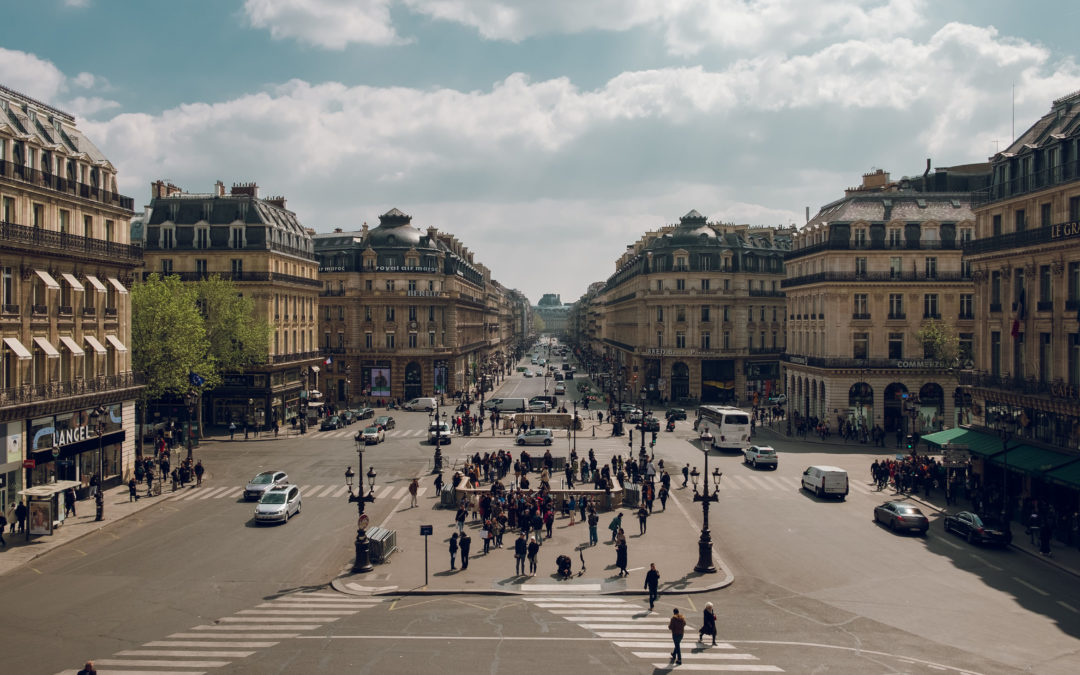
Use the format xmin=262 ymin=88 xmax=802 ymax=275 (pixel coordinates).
xmin=916 ymin=319 xmax=959 ymax=364
xmin=195 ymin=275 xmax=272 ymax=373
xmin=533 ymin=314 xmax=546 ymax=334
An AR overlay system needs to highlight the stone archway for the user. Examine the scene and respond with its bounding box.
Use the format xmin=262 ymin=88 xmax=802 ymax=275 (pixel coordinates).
xmin=883 ymin=382 xmax=909 ymax=434
xmin=919 ymin=382 xmax=945 ymax=432
xmin=670 ymin=362 xmax=690 ymax=401
xmin=849 ymin=382 xmax=874 ymax=429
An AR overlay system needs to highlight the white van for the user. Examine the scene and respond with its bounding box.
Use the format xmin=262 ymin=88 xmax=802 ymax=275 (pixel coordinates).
xmin=483 ymin=397 xmax=528 ymax=413
xmin=801 ymin=465 xmax=849 ymax=500
xmin=403 ymin=397 xmax=437 ymax=412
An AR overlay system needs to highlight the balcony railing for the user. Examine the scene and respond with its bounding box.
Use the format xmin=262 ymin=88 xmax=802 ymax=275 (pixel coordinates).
xmin=269 ymin=350 xmax=320 ymax=364
xmin=31 ymin=304 xmax=47 ymax=315
xmin=781 ymin=354 xmax=954 ymax=370
xmin=320 ymin=289 xmax=346 ymax=297
xmin=959 ymin=370 xmax=1059 ymax=397
xmin=971 ymin=160 xmax=1080 ymax=207
xmin=748 ymin=289 xmax=786 ymax=297
xmin=888 ymin=313 xmax=906 ymax=320
xmin=1 ymin=303 xmax=18 ymax=315
xmin=141 ymin=271 xmax=321 ymax=287
xmin=0 ymin=372 xmax=143 ymax=407
xmin=0 ymin=160 xmax=135 ymax=210
xmin=0 ymin=219 xmax=142 ymax=263
xmin=1036 ymin=300 xmax=1053 ymax=312
xmin=786 ymin=238 xmax=958 ymax=260
xmin=852 ymin=313 xmax=871 ymax=320
xmin=958 ymin=312 xmax=974 ymax=320
xmin=923 ymin=313 xmax=942 ymax=320
xmin=782 ymin=270 xmax=970 ymax=288
xmin=961 ymin=221 xmax=1070 ymax=256
xmin=104 ymin=307 xmax=117 ymax=317
xmin=82 ymin=306 xmax=95 ymax=317
xmin=989 ymin=302 xmax=1002 ymax=312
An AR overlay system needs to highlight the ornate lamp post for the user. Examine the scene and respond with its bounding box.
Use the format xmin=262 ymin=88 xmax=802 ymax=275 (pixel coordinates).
xmin=350 ymin=434 xmax=377 ymax=573
xmin=184 ymin=389 xmax=198 ymax=461
xmin=89 ymin=405 xmax=108 ymax=521
xmin=639 ymin=389 xmax=647 ymax=461
xmin=691 ymin=434 xmax=722 ymax=573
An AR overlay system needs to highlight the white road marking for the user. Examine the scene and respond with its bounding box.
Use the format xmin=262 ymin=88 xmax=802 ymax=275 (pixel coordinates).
xmin=218 ymin=616 xmax=340 ymax=623
xmin=526 ymin=597 xmax=627 ymax=603
xmin=375 ymin=485 xmax=396 ymax=498
xmin=143 ymin=640 xmax=278 ymax=648
xmin=331 ymin=485 xmax=352 ymax=498
xmin=117 ymin=649 xmax=255 ymax=658
xmin=261 ymin=601 xmax=379 ymax=608
xmin=1057 ymin=601 xmax=1079 ymax=613
xmin=650 ymin=664 xmax=783 ymax=672
xmin=236 ymin=609 xmax=357 ymax=615
xmin=615 ymin=641 xmax=734 ymax=649
xmin=559 ymin=610 xmax=656 ymax=616
xmin=169 ymin=633 xmax=299 ymax=639
xmin=969 ymin=554 xmax=1003 ymax=571
xmin=577 ymin=621 xmax=670 ymax=628
xmin=307 ymin=485 xmax=334 ymax=498
xmin=80 ymin=665 xmax=218 ymax=673
xmin=391 ymin=486 xmax=408 ymax=500
xmin=633 ymin=652 xmax=760 ymax=660
xmin=594 ymin=631 xmax=674 ymax=638
xmin=197 ymin=486 xmax=231 ymax=500
xmin=192 ymin=624 xmax=321 ymax=630
xmin=1011 ymin=576 xmax=1050 ymax=596
xmin=520 ymin=583 xmax=602 ymax=592
xmin=938 ymin=538 xmax=963 ymax=550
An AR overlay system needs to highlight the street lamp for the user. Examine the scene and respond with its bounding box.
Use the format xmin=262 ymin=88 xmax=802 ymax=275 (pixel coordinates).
xmin=247 ymin=397 xmax=254 ymax=439
xmin=184 ymin=389 xmax=197 ymax=461
xmin=691 ymin=434 xmax=722 ymax=573
xmin=639 ymin=389 xmax=647 ymax=461
xmin=89 ymin=405 xmax=108 ymax=521
xmin=350 ymin=434 xmax=377 ymax=573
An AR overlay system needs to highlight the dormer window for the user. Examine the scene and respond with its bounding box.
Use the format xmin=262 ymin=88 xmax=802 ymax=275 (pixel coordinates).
xmin=195 ymin=225 xmax=209 ymax=249
xmin=854 ymin=228 xmax=867 ymax=247
xmin=230 ymin=225 xmax=245 ymax=249
xmin=161 ymin=225 xmax=176 ymax=249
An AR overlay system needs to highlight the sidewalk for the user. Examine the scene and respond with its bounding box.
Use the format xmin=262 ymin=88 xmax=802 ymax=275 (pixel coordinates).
xmin=332 ymin=475 xmax=734 ymax=597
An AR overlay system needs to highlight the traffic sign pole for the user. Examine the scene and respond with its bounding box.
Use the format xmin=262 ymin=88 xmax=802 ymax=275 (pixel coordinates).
xmin=420 ymin=524 xmax=433 ymax=587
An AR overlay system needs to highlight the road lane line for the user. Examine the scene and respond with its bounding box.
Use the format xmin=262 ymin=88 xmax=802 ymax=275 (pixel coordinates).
xmin=649 ymin=664 xmax=782 ymax=671
xmin=197 ymin=486 xmax=232 ymax=500
xmin=169 ymin=633 xmax=298 ymax=639
xmin=969 ymin=554 xmax=1003 ymax=571
xmin=632 ymin=652 xmax=760 ymax=660
xmin=1011 ymin=577 xmax=1050 ymax=596
xmin=526 ymin=597 xmax=627 ymax=603
xmin=615 ymin=641 xmax=734 ymax=649
xmin=331 ymin=485 xmax=352 ymax=498
xmin=938 ymin=538 xmax=963 ymax=550
xmin=88 ymin=662 xmax=220 ymax=671
xmin=117 ymin=650 xmax=255 ymax=658
xmin=192 ymin=624 xmax=320 ymax=630
xmin=579 ymin=623 xmax=670 ymax=629
xmin=520 ymin=583 xmax=602 ymax=592
xmin=256 ymin=602 xmax=376 ymax=609
xmin=297 ymin=484 xmax=312 ymax=494
xmin=595 ymin=631 xmax=673 ymax=639
xmin=144 ymin=641 xmax=278 ymax=648
xmin=1057 ymin=601 xmax=1079 ymax=613
xmin=218 ymin=617 xmax=340 ymax=622
xmin=237 ymin=609 xmax=357 ymax=615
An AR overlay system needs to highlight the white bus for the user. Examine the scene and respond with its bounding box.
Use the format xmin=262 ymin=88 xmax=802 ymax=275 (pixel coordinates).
xmin=694 ymin=405 xmax=751 ymax=452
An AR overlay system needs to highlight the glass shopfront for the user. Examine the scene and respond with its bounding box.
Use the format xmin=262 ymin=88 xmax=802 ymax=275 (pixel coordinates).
xmin=27 ymin=404 xmax=125 ymax=491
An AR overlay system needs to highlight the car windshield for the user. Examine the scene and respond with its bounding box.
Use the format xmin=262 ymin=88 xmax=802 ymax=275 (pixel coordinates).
xmin=968 ymin=514 xmax=985 ymax=527
xmin=251 ymin=473 xmax=275 ymax=484
xmin=900 ymin=507 xmax=923 ymax=515
xmin=376 ymin=417 xmax=389 ymax=424
xmin=364 ymin=427 xmax=378 ymax=434
xmin=260 ymin=493 xmax=287 ymax=504
xmin=758 ymin=449 xmax=775 ymax=455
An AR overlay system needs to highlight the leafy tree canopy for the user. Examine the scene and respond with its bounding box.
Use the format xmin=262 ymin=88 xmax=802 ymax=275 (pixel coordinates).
xmin=916 ymin=319 xmax=959 ymax=364
xmin=131 ymin=274 xmax=216 ymax=400
xmin=196 ymin=275 xmax=271 ymax=373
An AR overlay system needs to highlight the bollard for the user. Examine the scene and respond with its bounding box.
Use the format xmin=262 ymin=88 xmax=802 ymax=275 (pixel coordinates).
xmin=95 ymin=491 xmax=104 ymax=521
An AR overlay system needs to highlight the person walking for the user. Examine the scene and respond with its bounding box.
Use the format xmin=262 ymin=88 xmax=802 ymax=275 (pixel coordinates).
xmin=615 ymin=530 xmax=628 ymax=577
xmin=229 ymin=421 xmax=236 ymax=441
xmin=527 ymin=535 xmax=540 ymax=575
xmin=644 ymin=563 xmax=660 ymax=610
xmin=0 ymin=511 xmax=7 ymax=546
xmin=434 ymin=472 xmax=444 ymax=497
xmin=668 ymin=608 xmax=686 ymax=665
xmin=459 ymin=531 xmax=471 ymax=570
xmin=699 ymin=602 xmax=717 ymax=645
xmin=128 ymin=477 xmax=139 ymax=502
xmin=682 ymin=463 xmax=690 ymax=487
xmin=455 ymin=504 xmax=467 ymax=533
xmin=608 ymin=511 xmax=623 ymax=542
xmin=514 ymin=532 xmax=527 ymax=575
xmin=5 ymin=502 xmax=15 ymax=534
xmin=65 ymin=487 xmax=77 ymax=517
xmin=194 ymin=460 xmax=205 ymax=487
xmin=449 ymin=532 xmax=459 ymax=570
xmin=409 ymin=478 xmax=419 ymax=508
xmin=588 ymin=509 xmax=599 ymax=546
xmin=658 ymin=485 xmax=669 ymax=511
xmin=15 ymin=500 xmax=27 ymax=533
xmin=637 ymin=505 xmax=649 ymax=535
xmin=76 ymin=660 xmax=97 ymax=675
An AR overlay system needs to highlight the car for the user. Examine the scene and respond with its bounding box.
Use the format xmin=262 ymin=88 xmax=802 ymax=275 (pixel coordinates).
xmin=554 ymin=383 xmax=566 ymax=394
xmin=244 ymin=470 xmax=289 ymax=501
xmin=516 ymin=428 xmax=555 ymax=446
xmin=320 ymin=415 xmax=343 ymax=431
xmin=254 ymin=484 xmax=302 ymax=524
xmin=523 ymin=370 xmax=534 ymax=378
xmin=642 ymin=415 xmax=661 ymax=432
xmin=340 ymin=410 xmax=356 ymax=425
xmin=403 ymin=397 xmax=437 ymax=412
xmin=619 ymin=402 xmax=639 ymax=413
xmin=943 ymin=511 xmax=1012 ymax=546
xmin=355 ymin=407 xmax=375 ymax=420
xmin=374 ymin=415 xmax=396 ymax=430
xmin=429 ymin=423 xmax=452 ymax=444
xmin=874 ymin=501 xmax=929 ymax=535
xmin=553 ymin=372 xmax=564 ymax=381
xmin=665 ymin=408 xmax=687 ymax=421
xmin=565 ymin=370 xmax=575 ymax=379
xmin=528 ymin=401 xmax=551 ymax=412
xmin=768 ymin=394 xmax=788 ymax=406
xmin=742 ymin=445 xmax=778 ymax=469
xmin=360 ymin=426 xmax=385 ymax=444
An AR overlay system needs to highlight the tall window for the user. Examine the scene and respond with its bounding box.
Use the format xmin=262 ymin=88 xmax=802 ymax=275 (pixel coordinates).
xmin=1014 ymin=268 xmax=1025 ymax=309
xmin=723 ymin=306 xmax=730 ymax=322
xmin=890 ymin=257 xmax=902 ymax=279
xmin=701 ymin=278 xmax=710 ymax=290
xmin=676 ymin=305 xmax=686 ymax=322
xmin=1039 ymin=265 xmax=1052 ymax=304
xmin=195 ymin=259 xmax=208 ymax=277
xmin=676 ymin=331 xmax=686 ymax=348
xmin=700 ymin=256 xmax=711 ymax=271
xmin=1013 ymin=332 xmax=1025 ymax=378
xmin=59 ymin=209 xmax=69 ymax=233
xmin=992 ymin=214 xmax=1002 ymax=236
xmin=959 ymin=293 xmax=973 ymax=319
xmin=701 ymin=306 xmax=710 ymax=321
xmin=408 ymin=280 xmax=417 ymax=292
xmin=428 ymin=305 xmax=435 ymax=321
xmin=1042 ymin=202 xmax=1052 ymax=226
xmin=889 ymin=293 xmax=904 ymax=318
xmin=853 ymin=332 xmax=868 ymax=359
xmin=408 ymin=332 xmax=418 ymax=348
xmin=105 ymin=219 xmax=114 ymax=242
xmin=161 ymin=227 xmax=175 ymax=249
xmin=1 ymin=196 xmax=14 ymax=222
xmin=991 ymin=272 xmax=1001 ymax=306
xmin=723 ymin=331 xmax=730 ymax=350
xmin=1 ymin=266 xmax=12 ymax=305
xmin=196 ymin=227 xmax=209 ymax=249
xmin=991 ymin=331 xmax=1001 ymax=376
xmin=855 ymin=257 xmax=867 ymax=277
xmin=408 ymin=305 xmax=417 ymax=321
xmin=853 ymin=294 xmax=868 ymax=316
xmin=1040 ymin=332 xmax=1052 ymax=383
xmin=429 ymin=331 xmax=436 ymax=347
xmin=1070 ymin=334 xmax=1080 ymax=387
xmin=1071 ymin=196 xmax=1080 ymax=222
xmin=385 ymin=332 xmax=395 ymax=349
xmin=701 ymin=331 xmax=711 ymax=349
xmin=924 ymin=257 xmax=937 ymax=278
xmin=888 ymin=332 xmax=903 ymax=359
xmin=889 ymin=229 xmax=902 ymax=246
xmin=338 ymin=332 xmax=345 ymax=349
xmin=83 ymin=214 xmax=92 ymax=238
xmin=364 ymin=306 xmax=372 ymax=321
xmin=231 ymin=226 xmax=244 ymax=249
xmin=959 ymin=333 xmax=973 ymax=363
xmin=657 ymin=307 xmax=664 ymax=322
xmin=1071 ymin=262 xmax=1080 ymax=302
xmin=385 ymin=306 xmax=395 ymax=321
xmin=1015 ymin=209 xmax=1026 ymax=232
xmin=160 ymin=259 xmax=173 ymax=274
xmin=854 ymin=228 xmax=867 ymax=246
xmin=923 ymin=293 xmax=939 ymax=319
xmin=231 ymin=258 xmax=243 ymax=276
xmin=676 ymin=279 xmax=686 ymax=290
xmin=656 ymin=331 xmax=663 ymax=348
xmin=365 ymin=332 xmax=373 ymax=349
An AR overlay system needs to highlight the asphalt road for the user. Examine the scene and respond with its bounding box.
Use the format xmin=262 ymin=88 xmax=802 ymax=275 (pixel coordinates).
xmin=5 ymin=346 xmax=1079 ymax=674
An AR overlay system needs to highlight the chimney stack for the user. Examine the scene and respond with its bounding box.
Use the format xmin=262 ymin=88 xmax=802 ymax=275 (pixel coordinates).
xmin=215 ymin=180 xmax=225 ymax=197
xmin=230 ymin=182 xmax=259 ymax=198
xmin=266 ymin=195 xmax=287 ymax=209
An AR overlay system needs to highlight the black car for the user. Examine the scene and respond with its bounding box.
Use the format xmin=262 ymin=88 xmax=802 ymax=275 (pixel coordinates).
xmin=943 ymin=511 xmax=1012 ymax=546
xmin=319 ymin=415 xmax=342 ymax=431
xmin=873 ymin=501 xmax=929 ymax=535
xmin=665 ymin=408 xmax=687 ymax=420
xmin=355 ymin=407 xmax=375 ymax=420
xmin=374 ymin=415 xmax=395 ymax=430
xmin=642 ymin=415 xmax=661 ymax=432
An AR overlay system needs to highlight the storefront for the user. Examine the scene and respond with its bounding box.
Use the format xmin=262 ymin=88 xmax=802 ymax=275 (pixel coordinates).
xmin=27 ymin=403 xmax=125 ymax=494
xmin=1 ymin=421 xmax=24 ymax=514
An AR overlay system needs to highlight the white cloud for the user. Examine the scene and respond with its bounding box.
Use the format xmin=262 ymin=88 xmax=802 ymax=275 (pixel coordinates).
xmin=72 ymin=72 xmax=98 ymax=88
xmin=243 ymin=0 xmax=406 ymax=49
xmin=66 ymin=96 xmax=122 ymax=117
xmin=0 ymin=47 xmax=67 ymax=102
xmin=242 ymin=0 xmax=927 ymax=54
xmin=63 ymin=0 xmax=91 ymax=7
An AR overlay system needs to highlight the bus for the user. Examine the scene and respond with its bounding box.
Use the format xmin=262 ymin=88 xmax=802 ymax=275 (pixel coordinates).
xmin=694 ymin=405 xmax=751 ymax=452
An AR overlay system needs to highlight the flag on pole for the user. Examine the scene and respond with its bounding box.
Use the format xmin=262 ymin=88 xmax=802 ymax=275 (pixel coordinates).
xmin=325 ymin=355 xmax=333 ymax=365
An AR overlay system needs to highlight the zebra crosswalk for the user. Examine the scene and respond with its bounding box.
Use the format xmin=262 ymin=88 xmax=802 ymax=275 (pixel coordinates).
xmin=718 ymin=472 xmax=876 ymax=495
xmin=163 ymin=483 xmax=428 ymax=503
xmin=524 ymin=595 xmax=782 ymax=672
xmin=56 ymin=592 xmax=384 ymax=675
xmin=316 ymin=427 xmax=429 ymax=440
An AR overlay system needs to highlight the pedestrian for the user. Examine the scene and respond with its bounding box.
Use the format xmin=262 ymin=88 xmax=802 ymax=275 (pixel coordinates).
xmin=229 ymin=421 xmax=236 ymax=440
xmin=568 ymin=496 xmax=577 ymax=525
xmin=515 ymin=532 xmax=527 ymax=575
xmin=409 ymin=478 xmax=419 ymax=508
xmin=527 ymin=535 xmax=540 ymax=575
xmin=637 ymin=505 xmax=649 ymax=535
xmin=455 ymin=505 xmax=467 ymax=533
xmin=65 ymin=487 xmax=77 ymax=517
xmin=449 ymin=532 xmax=459 ymax=570
xmin=658 ymin=485 xmax=669 ymax=511
xmin=194 ymin=460 xmax=204 ymax=487
xmin=5 ymin=502 xmax=15 ymax=534
xmin=1040 ymin=513 xmax=1054 ymax=556
xmin=459 ymin=531 xmax=471 ymax=570
xmin=0 ymin=511 xmax=7 ymax=547
xmin=615 ymin=530 xmax=628 ymax=577
xmin=608 ymin=511 xmax=623 ymax=542
xmin=588 ymin=509 xmax=599 ymax=546
xmin=76 ymin=660 xmax=97 ymax=675
xmin=128 ymin=477 xmax=139 ymax=502
xmin=699 ymin=602 xmax=717 ymax=645
xmin=434 ymin=472 xmax=444 ymax=497
xmin=15 ymin=500 xmax=27 ymax=533
xmin=644 ymin=562 xmax=660 ymax=609
xmin=682 ymin=463 xmax=689 ymax=487
xmin=668 ymin=608 xmax=686 ymax=665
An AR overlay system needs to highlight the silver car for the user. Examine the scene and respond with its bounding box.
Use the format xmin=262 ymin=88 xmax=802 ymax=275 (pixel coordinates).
xmin=743 ymin=445 xmax=778 ymax=469
xmin=244 ymin=470 xmax=289 ymax=501
xmin=516 ymin=428 xmax=554 ymax=446
xmin=254 ymin=484 xmax=302 ymax=524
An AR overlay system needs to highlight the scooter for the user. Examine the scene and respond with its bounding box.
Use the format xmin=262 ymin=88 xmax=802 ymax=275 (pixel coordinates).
xmin=666 ymin=418 xmax=676 ymax=432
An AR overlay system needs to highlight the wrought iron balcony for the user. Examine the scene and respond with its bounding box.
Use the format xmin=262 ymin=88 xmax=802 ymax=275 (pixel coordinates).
xmin=0 ymin=160 xmax=135 ymax=210
xmin=0 ymin=219 xmax=142 ymax=264
xmin=0 ymin=372 xmax=143 ymax=408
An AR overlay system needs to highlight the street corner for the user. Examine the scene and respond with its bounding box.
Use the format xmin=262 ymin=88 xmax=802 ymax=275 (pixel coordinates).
xmin=331 ymin=576 xmax=400 ymax=597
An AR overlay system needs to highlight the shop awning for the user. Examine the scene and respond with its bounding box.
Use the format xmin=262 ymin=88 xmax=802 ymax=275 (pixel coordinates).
xmin=35 ymin=269 xmax=60 ymax=290
xmin=84 ymin=335 xmax=107 ymax=354
xmin=33 ymin=336 xmax=60 ymax=358
xmin=2 ymin=336 xmax=32 ymax=360
xmin=85 ymin=275 xmax=107 ymax=292
xmin=1045 ymin=459 xmax=1080 ymax=489
xmin=59 ymin=335 xmax=85 ymax=356
xmin=990 ymin=444 xmax=1077 ymax=475
xmin=19 ymin=480 xmax=82 ymax=498
xmin=60 ymin=272 xmax=85 ymax=291
xmin=105 ymin=334 xmax=127 ymax=352
xmin=921 ymin=427 xmax=1004 ymax=457
xmin=107 ymin=277 xmax=128 ymax=294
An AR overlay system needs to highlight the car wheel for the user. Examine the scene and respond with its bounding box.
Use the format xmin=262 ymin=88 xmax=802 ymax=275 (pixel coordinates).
xmin=751 ymin=459 xmax=757 ymax=468
xmin=967 ymin=530 xmax=976 ymax=544
xmin=816 ymin=486 xmax=823 ymax=498
xmin=517 ymin=439 xmax=525 ymax=446
xmin=284 ymin=510 xmax=289 ymax=523
xmin=544 ymin=439 xmax=552 ymax=445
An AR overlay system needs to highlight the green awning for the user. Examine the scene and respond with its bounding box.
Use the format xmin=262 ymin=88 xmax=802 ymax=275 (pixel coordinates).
xmin=990 ymin=444 xmax=1076 ymax=475
xmin=921 ymin=428 xmax=1004 ymax=457
xmin=1045 ymin=459 xmax=1080 ymax=489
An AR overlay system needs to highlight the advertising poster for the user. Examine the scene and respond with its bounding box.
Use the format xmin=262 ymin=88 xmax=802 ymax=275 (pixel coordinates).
xmin=29 ymin=499 xmax=52 ymax=535
xmin=370 ymin=368 xmax=391 ymax=397
xmin=434 ymin=361 xmax=447 ymax=393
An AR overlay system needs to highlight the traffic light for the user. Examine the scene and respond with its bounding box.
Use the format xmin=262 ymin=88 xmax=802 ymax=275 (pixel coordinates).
xmin=905 ymin=434 xmax=914 ymax=451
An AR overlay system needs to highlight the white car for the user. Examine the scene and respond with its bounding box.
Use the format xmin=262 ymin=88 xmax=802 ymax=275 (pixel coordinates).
xmin=254 ymin=484 xmax=302 ymax=524
xmin=428 ymin=423 xmax=452 ymax=445
xmin=768 ymin=394 xmax=787 ymax=406
xmin=528 ymin=401 xmax=551 ymax=412
xmin=554 ymin=383 xmax=566 ymax=394
xmin=244 ymin=470 xmax=289 ymax=501
xmin=523 ymin=370 xmax=534 ymax=378
xmin=742 ymin=445 xmax=778 ymax=470
xmin=360 ymin=426 xmax=385 ymax=444
xmin=516 ymin=428 xmax=555 ymax=446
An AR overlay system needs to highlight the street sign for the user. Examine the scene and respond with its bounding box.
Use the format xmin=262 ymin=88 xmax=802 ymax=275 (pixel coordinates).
xmin=22 ymin=459 xmax=35 ymax=469
xmin=420 ymin=524 xmax=433 ymax=587
xmin=420 ymin=524 xmax=433 ymax=536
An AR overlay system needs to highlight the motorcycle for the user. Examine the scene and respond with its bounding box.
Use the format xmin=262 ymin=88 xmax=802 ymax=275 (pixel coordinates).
xmin=666 ymin=418 xmax=676 ymax=432
xmin=387 ymin=401 xmax=398 ymax=410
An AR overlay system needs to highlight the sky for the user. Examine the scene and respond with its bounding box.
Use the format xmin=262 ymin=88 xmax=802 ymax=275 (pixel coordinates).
xmin=3 ymin=1 xmax=1080 ymax=305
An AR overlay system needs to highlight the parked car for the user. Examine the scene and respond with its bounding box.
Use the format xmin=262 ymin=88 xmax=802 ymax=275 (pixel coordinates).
xmin=642 ymin=415 xmax=661 ymax=432
xmin=254 ymin=484 xmax=302 ymax=524
xmin=360 ymin=425 xmax=385 ymax=444
xmin=523 ymin=370 xmax=534 ymax=378
xmin=320 ymin=416 xmax=343 ymax=431
xmin=340 ymin=410 xmax=356 ymax=425
xmin=374 ymin=415 xmax=396 ymax=430
xmin=626 ymin=410 xmax=644 ymax=424
xmin=516 ymin=428 xmax=555 ymax=446
xmin=554 ymin=383 xmax=566 ymax=395
xmin=943 ymin=511 xmax=1012 ymax=546
xmin=528 ymin=401 xmax=552 ymax=412
xmin=743 ymin=445 xmax=778 ymax=469
xmin=244 ymin=470 xmax=289 ymax=501
xmin=665 ymin=408 xmax=687 ymax=421
xmin=768 ymin=394 xmax=788 ymax=406
xmin=874 ymin=501 xmax=930 ymax=535
xmin=355 ymin=407 xmax=375 ymax=420
xmin=403 ymin=397 xmax=437 ymax=412
xmin=428 ymin=423 xmax=452 ymax=445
